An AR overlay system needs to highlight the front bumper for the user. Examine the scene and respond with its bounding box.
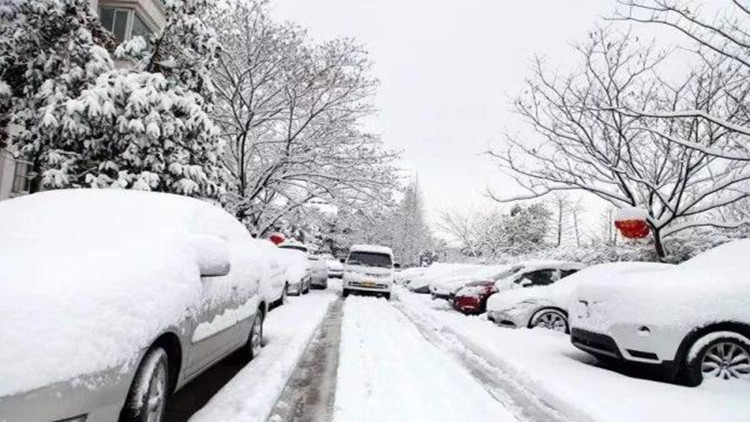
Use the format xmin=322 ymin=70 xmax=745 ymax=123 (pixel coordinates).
xmin=345 ymin=281 xmax=391 ymax=293
xmin=571 ymin=328 xmax=681 ymax=379
xmin=487 ymin=309 xmax=528 ymax=329
xmin=0 ymin=364 xmax=135 ymax=422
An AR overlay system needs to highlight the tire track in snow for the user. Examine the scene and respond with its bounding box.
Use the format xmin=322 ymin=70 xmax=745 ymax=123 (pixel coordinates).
xmin=267 ymin=299 xmax=343 ymax=422
xmin=392 ymin=295 xmax=573 ymax=422
xmin=333 ymin=296 xmax=518 ymax=422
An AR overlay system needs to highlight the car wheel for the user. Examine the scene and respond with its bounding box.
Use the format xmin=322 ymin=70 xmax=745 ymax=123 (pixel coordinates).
xmin=529 ymin=309 xmax=568 ymax=333
xmin=245 ymin=311 xmax=264 ymax=362
xmin=384 ymin=293 xmax=391 ymax=300
xmin=683 ymin=332 xmax=750 ymax=386
xmin=120 ymin=348 xmax=169 ymax=422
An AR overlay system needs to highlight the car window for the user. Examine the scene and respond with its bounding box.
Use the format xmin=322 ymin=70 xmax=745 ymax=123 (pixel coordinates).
xmin=518 ymin=269 xmax=559 ymax=287
xmin=561 ymin=269 xmax=578 ymax=278
xmin=347 ymin=252 xmax=392 ymax=268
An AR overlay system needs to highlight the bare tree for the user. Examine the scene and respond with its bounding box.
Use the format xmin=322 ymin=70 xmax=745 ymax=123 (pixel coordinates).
xmin=611 ymin=1 xmax=750 ymax=160
xmin=211 ymin=0 xmax=399 ymax=235
xmin=438 ymin=210 xmax=484 ymax=257
xmin=489 ymin=28 xmax=750 ymax=258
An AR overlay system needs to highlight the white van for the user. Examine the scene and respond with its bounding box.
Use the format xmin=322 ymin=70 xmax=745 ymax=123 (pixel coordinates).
xmin=342 ymin=245 xmax=397 ymax=300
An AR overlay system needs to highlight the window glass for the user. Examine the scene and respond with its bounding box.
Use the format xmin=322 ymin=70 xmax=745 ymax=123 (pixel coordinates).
xmin=99 ymin=7 xmax=115 ymax=32
xmin=131 ymin=13 xmax=152 ymax=40
xmin=11 ymin=161 xmax=31 ymax=194
xmin=347 ymin=252 xmax=392 ymax=268
xmin=519 ymin=269 xmax=559 ymax=287
xmin=113 ymin=9 xmax=129 ymax=43
xmin=561 ymin=269 xmax=578 ymax=279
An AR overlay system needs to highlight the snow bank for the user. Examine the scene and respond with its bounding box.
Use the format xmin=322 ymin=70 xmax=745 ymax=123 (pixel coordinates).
xmin=398 ymin=289 xmax=750 ymax=422
xmin=190 ymin=291 xmax=337 ymax=422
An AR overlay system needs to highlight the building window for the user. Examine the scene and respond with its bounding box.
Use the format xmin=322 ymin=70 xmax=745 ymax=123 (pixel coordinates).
xmin=100 ymin=7 xmax=153 ymax=44
xmin=11 ymin=160 xmax=32 ymax=195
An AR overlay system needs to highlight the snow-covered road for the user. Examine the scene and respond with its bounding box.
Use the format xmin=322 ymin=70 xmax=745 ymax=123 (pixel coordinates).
xmin=333 ymin=296 xmax=517 ymax=422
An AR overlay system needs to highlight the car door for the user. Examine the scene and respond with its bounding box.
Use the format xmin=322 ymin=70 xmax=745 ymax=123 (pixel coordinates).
xmin=185 ymin=206 xmax=260 ymax=377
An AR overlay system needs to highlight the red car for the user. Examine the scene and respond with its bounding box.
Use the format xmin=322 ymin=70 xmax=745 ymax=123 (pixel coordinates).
xmin=451 ymin=280 xmax=498 ymax=315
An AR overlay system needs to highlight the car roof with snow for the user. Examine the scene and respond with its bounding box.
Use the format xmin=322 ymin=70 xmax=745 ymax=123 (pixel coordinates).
xmin=512 ymin=260 xmax=585 ymax=272
xmin=349 ymin=244 xmax=393 ymax=256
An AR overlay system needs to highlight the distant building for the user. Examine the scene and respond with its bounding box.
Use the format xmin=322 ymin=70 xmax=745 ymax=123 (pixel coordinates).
xmin=0 ymin=0 xmax=167 ymax=201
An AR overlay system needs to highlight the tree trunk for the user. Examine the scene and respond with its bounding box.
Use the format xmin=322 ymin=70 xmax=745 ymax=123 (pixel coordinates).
xmin=653 ymin=228 xmax=667 ymax=260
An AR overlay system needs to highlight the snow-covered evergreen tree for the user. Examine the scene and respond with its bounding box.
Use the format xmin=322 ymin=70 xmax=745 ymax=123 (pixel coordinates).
xmin=0 ymin=0 xmax=113 ymax=186
xmin=388 ymin=179 xmax=435 ymax=265
xmin=61 ymin=0 xmax=225 ymax=197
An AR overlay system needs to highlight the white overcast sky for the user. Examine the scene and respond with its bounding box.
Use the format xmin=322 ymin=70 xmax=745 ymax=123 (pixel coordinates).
xmin=269 ymin=0 xmax=625 ymax=226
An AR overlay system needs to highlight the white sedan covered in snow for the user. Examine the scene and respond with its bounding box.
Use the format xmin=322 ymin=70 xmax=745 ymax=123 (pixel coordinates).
xmin=572 ymin=240 xmax=750 ymax=386
xmin=0 ymin=190 xmax=271 ymax=422
xmin=487 ymin=262 xmax=672 ymax=333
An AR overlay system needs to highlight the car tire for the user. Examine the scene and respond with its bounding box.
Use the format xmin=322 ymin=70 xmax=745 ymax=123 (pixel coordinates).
xmin=119 ymin=347 xmax=170 ymax=422
xmin=681 ymin=332 xmax=750 ymax=387
xmin=244 ymin=311 xmax=264 ymax=362
xmin=529 ymin=309 xmax=569 ymax=333
xmin=384 ymin=293 xmax=391 ymax=300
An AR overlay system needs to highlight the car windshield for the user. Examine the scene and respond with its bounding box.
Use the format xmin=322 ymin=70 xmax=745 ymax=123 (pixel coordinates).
xmin=347 ymin=252 xmax=392 ymax=268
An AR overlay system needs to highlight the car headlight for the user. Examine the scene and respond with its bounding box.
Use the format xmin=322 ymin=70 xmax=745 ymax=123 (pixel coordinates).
xmin=500 ymin=299 xmax=538 ymax=314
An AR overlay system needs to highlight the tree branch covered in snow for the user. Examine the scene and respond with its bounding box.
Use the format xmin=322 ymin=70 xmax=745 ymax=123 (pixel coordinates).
xmin=489 ymin=28 xmax=750 ymax=258
xmin=210 ymin=0 xmax=400 ymax=235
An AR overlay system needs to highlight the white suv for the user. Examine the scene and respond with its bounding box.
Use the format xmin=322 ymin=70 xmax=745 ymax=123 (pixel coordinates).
xmin=342 ymin=245 xmax=396 ymax=300
xmin=571 ymin=240 xmax=750 ymax=386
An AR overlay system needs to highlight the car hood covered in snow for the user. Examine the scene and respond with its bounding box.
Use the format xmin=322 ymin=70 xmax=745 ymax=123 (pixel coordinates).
xmin=576 ymin=241 xmax=750 ymax=327
xmin=0 ymin=190 xmax=248 ymax=396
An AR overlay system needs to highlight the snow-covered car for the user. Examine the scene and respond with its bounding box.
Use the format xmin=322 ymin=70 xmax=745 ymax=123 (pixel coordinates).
xmin=257 ymin=240 xmax=294 ymax=308
xmin=429 ymin=265 xmax=507 ymax=300
xmin=277 ymin=247 xmax=311 ymax=295
xmin=406 ymin=263 xmax=484 ymax=294
xmin=342 ymin=245 xmax=396 ymax=299
xmin=323 ymin=253 xmax=344 ymax=279
xmin=486 ymin=262 xmax=671 ymax=332
xmin=453 ymin=261 xmax=584 ymax=315
xmin=279 ymin=242 xmax=329 ymax=289
xmin=571 ymin=240 xmax=750 ymax=386
xmin=0 ymin=190 xmax=269 ymax=422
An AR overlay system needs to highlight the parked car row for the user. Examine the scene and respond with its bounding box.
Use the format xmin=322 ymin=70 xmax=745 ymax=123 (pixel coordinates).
xmin=0 ymin=190 xmax=334 ymax=422
xmin=413 ymin=241 xmax=750 ymax=387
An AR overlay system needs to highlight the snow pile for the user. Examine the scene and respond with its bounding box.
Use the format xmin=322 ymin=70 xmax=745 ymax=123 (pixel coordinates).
xmin=0 ymin=190 xmax=265 ymax=397
xmin=614 ymin=206 xmax=649 ymax=222
xmin=398 ymin=289 xmax=750 ymax=422
xmin=190 ymin=292 xmax=337 ymax=422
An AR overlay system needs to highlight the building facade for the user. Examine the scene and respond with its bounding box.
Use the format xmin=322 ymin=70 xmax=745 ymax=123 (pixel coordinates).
xmin=0 ymin=0 xmax=167 ymax=201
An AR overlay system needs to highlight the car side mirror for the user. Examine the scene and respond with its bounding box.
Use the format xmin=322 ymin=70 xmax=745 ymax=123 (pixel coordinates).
xmin=190 ymin=235 xmax=231 ymax=277
xmin=394 ymin=263 xmax=401 ymax=269
xmin=519 ymin=278 xmax=532 ymax=287
xmin=339 ymin=258 xmax=346 ymax=264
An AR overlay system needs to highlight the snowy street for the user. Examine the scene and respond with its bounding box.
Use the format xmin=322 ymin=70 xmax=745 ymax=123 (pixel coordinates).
xmin=172 ymin=283 xmax=750 ymax=422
